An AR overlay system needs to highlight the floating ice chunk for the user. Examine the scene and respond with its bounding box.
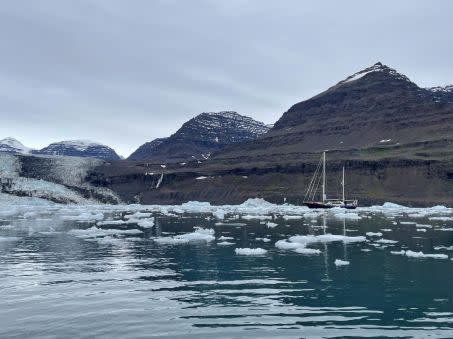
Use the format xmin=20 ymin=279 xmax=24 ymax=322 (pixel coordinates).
xmin=235 ymin=248 xmax=267 ymax=255
xmin=294 ymin=247 xmax=321 ymax=255
xmin=217 ymin=241 xmax=234 ymax=246
xmin=137 ymin=218 xmax=154 ymax=228
xmin=218 ymin=236 xmax=234 ymax=241
xmin=97 ymin=220 xmax=130 ymax=226
xmin=180 ymin=201 xmax=212 ymax=214
xmin=416 ymin=229 xmax=427 ymax=232
xmin=275 ymin=240 xmax=303 ymax=250
xmin=153 ymin=227 xmax=215 ymax=245
xmin=282 ymin=215 xmax=303 ymax=220
xmin=256 ymin=237 xmax=271 ymax=242
xmin=196 ymin=176 xmax=208 ymax=180
xmin=266 ymin=222 xmax=278 ymax=228
xmin=391 ymin=250 xmax=448 ymax=259
xmin=438 ymin=228 xmax=453 ymax=231
xmin=434 ymin=245 xmax=453 ymax=251
xmin=400 ymin=221 xmax=416 ymax=225
xmin=366 ymin=232 xmax=383 ymax=237
xmin=153 ymin=237 xmax=188 ymax=245
xmin=416 ymin=224 xmax=432 ymax=228
xmin=242 ymin=215 xmax=272 ymax=220
xmin=361 ymin=249 xmax=372 ymax=252
xmin=376 ymin=238 xmax=398 ymax=244
xmin=381 ymin=229 xmax=392 ymax=232
xmin=213 ymin=208 xmax=225 ymax=220
xmin=335 ymin=259 xmax=350 ymax=266
xmin=429 ymin=216 xmax=453 ymax=221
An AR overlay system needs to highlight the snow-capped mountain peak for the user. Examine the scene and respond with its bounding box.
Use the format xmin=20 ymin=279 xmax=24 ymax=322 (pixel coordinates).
xmin=0 ymin=137 xmax=31 ymax=154
xmin=33 ymin=140 xmax=121 ymax=160
xmin=338 ymin=62 xmax=411 ymax=85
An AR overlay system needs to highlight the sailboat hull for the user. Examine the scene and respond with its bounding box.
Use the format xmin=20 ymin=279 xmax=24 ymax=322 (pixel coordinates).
xmin=303 ymin=202 xmax=335 ymax=209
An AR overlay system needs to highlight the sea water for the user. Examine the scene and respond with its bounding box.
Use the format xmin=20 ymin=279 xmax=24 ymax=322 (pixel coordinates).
xmin=0 ymin=201 xmax=453 ymax=338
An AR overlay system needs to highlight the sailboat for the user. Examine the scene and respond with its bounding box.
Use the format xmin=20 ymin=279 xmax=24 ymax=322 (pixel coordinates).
xmin=303 ymin=151 xmax=358 ymax=209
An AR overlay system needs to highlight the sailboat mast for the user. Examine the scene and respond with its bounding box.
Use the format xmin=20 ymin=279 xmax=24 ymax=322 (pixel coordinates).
xmin=322 ymin=151 xmax=326 ymax=203
xmin=342 ymin=166 xmax=345 ymax=203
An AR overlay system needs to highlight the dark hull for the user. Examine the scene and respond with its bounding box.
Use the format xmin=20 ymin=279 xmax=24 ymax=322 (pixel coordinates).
xmin=303 ymin=202 xmax=335 ymax=209
xmin=303 ymin=201 xmax=358 ymax=209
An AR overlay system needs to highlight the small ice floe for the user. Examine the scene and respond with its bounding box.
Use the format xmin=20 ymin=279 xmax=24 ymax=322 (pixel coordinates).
xmin=380 ymin=139 xmax=392 ymax=143
xmin=213 ymin=208 xmax=225 ymax=220
xmin=276 ymin=233 xmax=365 ymax=255
xmin=195 ymin=176 xmax=208 ymax=180
xmin=137 ymin=218 xmax=154 ymax=228
xmin=218 ymin=236 xmax=234 ymax=241
xmin=438 ymin=228 xmax=453 ymax=231
xmin=434 ymin=245 xmax=453 ymax=251
xmin=214 ymin=222 xmax=246 ymax=227
xmin=241 ymin=215 xmax=272 ymax=220
xmin=235 ymin=248 xmax=267 ymax=256
xmin=366 ymin=232 xmax=383 ymax=237
xmin=334 ymin=259 xmax=350 ymax=266
xmin=429 ymin=216 xmax=453 ymax=221
xmin=266 ymin=222 xmax=278 ymax=228
xmin=400 ymin=221 xmax=416 ymax=225
xmin=381 ymin=229 xmax=392 ymax=232
xmin=361 ymin=249 xmax=372 ymax=252
xmin=180 ymin=162 xmax=186 ymax=166
xmin=217 ymin=241 xmax=234 ymax=246
xmin=391 ymin=250 xmax=448 ymax=259
xmin=416 ymin=224 xmax=432 ymax=228
xmin=97 ymin=219 xmax=130 ymax=226
xmin=295 ymin=247 xmax=321 ymax=254
xmin=416 ymin=229 xmax=427 ymax=232
xmin=376 ymin=238 xmax=398 ymax=244
xmin=153 ymin=227 xmax=215 ymax=245
xmin=256 ymin=237 xmax=271 ymax=242
xmin=160 ymin=164 xmax=166 ymax=168
xmin=282 ymin=215 xmax=303 ymax=220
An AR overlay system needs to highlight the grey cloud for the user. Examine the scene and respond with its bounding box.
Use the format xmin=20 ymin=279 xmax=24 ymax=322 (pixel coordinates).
xmin=0 ymin=0 xmax=452 ymax=156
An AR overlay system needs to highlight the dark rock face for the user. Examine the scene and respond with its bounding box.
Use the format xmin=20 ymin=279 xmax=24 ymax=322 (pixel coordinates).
xmin=128 ymin=138 xmax=167 ymax=161
xmin=33 ymin=140 xmax=121 ymax=160
xmin=128 ymin=111 xmax=270 ymax=162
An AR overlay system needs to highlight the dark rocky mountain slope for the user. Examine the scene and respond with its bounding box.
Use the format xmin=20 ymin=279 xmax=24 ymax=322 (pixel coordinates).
xmin=128 ymin=111 xmax=270 ymax=162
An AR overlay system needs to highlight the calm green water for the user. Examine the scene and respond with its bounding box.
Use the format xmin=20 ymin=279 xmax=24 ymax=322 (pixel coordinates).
xmin=1 ymin=206 xmax=453 ymax=338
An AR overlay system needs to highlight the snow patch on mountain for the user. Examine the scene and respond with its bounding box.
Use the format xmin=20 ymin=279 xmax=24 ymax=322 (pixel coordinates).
xmin=0 ymin=137 xmax=31 ymax=154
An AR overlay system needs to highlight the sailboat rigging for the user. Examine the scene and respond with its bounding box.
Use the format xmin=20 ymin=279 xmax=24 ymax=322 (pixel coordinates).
xmin=303 ymin=151 xmax=358 ymax=209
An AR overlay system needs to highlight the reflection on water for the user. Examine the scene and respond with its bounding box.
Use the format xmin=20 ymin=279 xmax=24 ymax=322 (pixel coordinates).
xmin=1 ymin=206 xmax=453 ymax=338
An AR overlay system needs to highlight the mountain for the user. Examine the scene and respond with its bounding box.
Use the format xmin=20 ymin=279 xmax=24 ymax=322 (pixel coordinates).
xmin=128 ymin=111 xmax=270 ymax=162
xmin=426 ymin=85 xmax=453 ymax=105
xmin=33 ymin=140 xmax=121 ymax=160
xmin=88 ymin=62 xmax=453 ymax=207
xmin=216 ymin=62 xmax=453 ymax=159
xmin=0 ymin=137 xmax=31 ymax=154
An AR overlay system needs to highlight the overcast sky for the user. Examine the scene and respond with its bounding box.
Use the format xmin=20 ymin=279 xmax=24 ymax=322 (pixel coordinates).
xmin=1 ymin=0 xmax=452 ymax=156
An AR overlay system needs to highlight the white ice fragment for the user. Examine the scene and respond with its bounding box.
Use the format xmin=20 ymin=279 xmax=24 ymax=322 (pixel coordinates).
xmin=235 ymin=248 xmax=267 ymax=256
xmin=217 ymin=241 xmax=234 ymax=246
xmin=366 ymin=232 xmax=383 ymax=237
xmin=137 ymin=218 xmax=154 ymax=228
xmin=376 ymin=238 xmax=398 ymax=244
xmin=266 ymin=222 xmax=278 ymax=228
xmin=334 ymin=259 xmax=350 ymax=266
